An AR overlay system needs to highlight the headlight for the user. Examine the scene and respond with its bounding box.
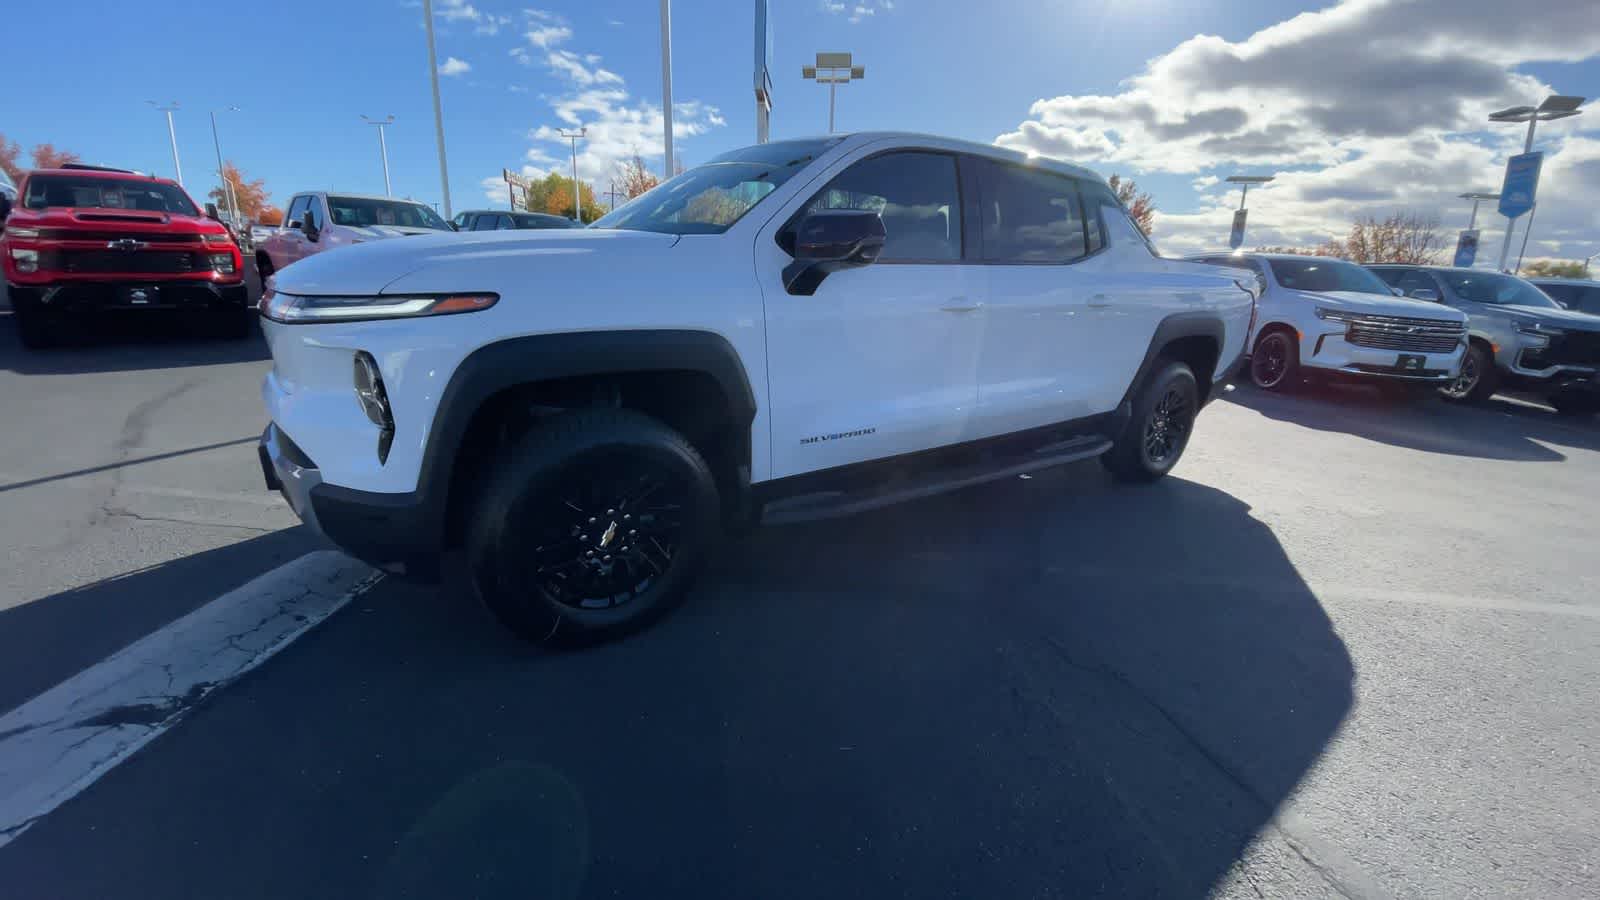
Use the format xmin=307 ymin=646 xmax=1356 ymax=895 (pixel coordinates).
xmin=260 ymin=291 xmax=498 ymax=323
xmin=3 ymin=225 xmax=41 ymax=239
xmin=1513 ymin=319 xmax=1563 ymax=337
xmin=1315 ymin=307 xmax=1358 ymax=323
xmin=9 ymin=247 xmax=39 ymax=273
xmin=202 ymin=232 xmax=232 ymax=245
xmin=209 ymin=253 xmax=236 ymax=274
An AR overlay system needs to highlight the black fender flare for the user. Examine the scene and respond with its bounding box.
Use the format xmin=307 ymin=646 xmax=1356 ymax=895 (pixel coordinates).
xmin=413 ymin=329 xmax=757 ymax=538
xmin=1116 ymin=312 xmax=1231 ymax=423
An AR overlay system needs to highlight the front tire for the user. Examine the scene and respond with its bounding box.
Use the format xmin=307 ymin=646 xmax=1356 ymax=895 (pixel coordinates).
xmin=1249 ymin=330 xmax=1299 ymax=391
xmin=10 ymin=289 xmax=58 ymax=349
xmin=1440 ymin=342 xmax=1498 ymax=403
xmin=466 ymin=408 xmax=720 ymax=645
xmin=1102 ymin=359 xmax=1200 ymax=483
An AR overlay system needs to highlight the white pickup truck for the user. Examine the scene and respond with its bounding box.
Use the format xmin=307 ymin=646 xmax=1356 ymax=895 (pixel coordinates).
xmin=257 ymin=133 xmax=1255 ymax=643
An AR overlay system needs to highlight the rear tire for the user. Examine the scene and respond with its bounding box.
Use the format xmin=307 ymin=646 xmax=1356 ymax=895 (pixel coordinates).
xmin=1249 ymin=330 xmax=1298 ymax=391
xmin=1439 ymin=342 xmax=1497 ymax=403
xmin=466 ymin=408 xmax=720 ymax=645
xmin=1102 ymin=359 xmax=1200 ymax=483
xmin=1549 ymin=393 xmax=1600 ymax=418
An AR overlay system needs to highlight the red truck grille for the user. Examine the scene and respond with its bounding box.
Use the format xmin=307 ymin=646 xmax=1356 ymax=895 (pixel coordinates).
xmin=52 ymin=249 xmax=200 ymax=275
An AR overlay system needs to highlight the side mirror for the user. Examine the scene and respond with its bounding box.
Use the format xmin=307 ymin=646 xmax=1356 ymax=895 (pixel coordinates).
xmin=205 ymin=202 xmax=221 ymax=220
xmin=1390 ymin=286 xmax=1404 ymax=296
xmin=301 ymin=215 xmax=319 ymax=241
xmin=783 ymin=210 xmax=886 ymax=295
xmin=1409 ymin=288 xmax=1440 ymax=302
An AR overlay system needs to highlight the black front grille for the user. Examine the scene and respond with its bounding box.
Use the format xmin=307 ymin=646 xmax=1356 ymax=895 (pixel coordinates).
xmin=39 ymin=229 xmax=202 ymax=243
xmin=1346 ymin=314 xmax=1465 ymax=354
xmin=1538 ymin=331 xmax=1600 ymax=368
xmin=54 ymin=249 xmax=198 ymax=274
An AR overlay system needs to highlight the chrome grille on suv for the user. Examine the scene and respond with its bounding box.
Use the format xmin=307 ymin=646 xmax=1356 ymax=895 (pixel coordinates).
xmin=1345 ymin=314 xmax=1465 ymax=354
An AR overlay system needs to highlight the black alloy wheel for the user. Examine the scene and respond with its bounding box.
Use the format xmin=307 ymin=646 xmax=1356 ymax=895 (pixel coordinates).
xmin=1439 ymin=342 xmax=1497 ymax=403
xmin=1103 ymin=358 xmax=1199 ymax=483
xmin=1142 ymin=383 xmax=1192 ymax=468
xmin=1250 ymin=331 xmax=1296 ymax=391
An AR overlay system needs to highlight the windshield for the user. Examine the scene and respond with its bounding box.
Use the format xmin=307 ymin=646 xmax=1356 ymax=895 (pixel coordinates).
xmin=1438 ymin=270 xmax=1559 ymax=308
xmin=592 ymin=138 xmax=842 ymax=235
xmin=23 ymin=175 xmax=198 ymax=216
xmin=512 ymin=213 xmax=577 ymax=229
xmin=326 ymin=196 xmax=450 ymax=230
xmin=1267 ymin=257 xmax=1393 ymax=295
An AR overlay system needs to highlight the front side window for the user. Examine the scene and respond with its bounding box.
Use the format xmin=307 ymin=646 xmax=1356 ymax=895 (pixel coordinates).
xmin=1438 ymin=271 xmax=1558 ymax=308
xmin=285 ymin=195 xmax=310 ymax=227
xmin=1266 ymin=257 xmax=1393 ymax=295
xmin=799 ymin=151 xmax=962 ymax=262
xmin=594 ymin=137 xmax=842 ymax=236
xmin=472 ymin=214 xmax=499 ymax=231
xmin=977 ymin=161 xmax=1087 ymax=264
xmin=1393 ymin=269 xmax=1439 ymax=298
xmin=326 ymin=196 xmax=451 ymax=230
xmin=22 ymin=175 xmax=199 ymax=216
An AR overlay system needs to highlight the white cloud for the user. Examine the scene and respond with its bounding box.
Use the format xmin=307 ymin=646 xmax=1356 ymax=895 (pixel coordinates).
xmin=996 ymin=0 xmax=1600 ymax=258
xmin=434 ymin=0 xmax=480 ymax=23
xmin=821 ymin=0 xmax=893 ymax=23
xmin=546 ymin=49 xmax=623 ymax=86
xmin=476 ymin=13 xmax=512 ymax=35
xmin=607 ymin=18 xmax=624 ymax=26
xmin=524 ymin=7 xmax=556 ymax=20
xmin=438 ymin=56 xmax=471 ymax=77
xmin=526 ymin=24 xmax=571 ymax=47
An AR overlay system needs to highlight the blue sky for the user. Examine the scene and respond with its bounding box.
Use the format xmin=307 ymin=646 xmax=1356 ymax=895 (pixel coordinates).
xmin=6 ymin=0 xmax=1598 ymax=258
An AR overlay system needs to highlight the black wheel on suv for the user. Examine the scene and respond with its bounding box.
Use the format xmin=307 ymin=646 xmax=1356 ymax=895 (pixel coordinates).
xmin=1249 ymin=330 xmax=1298 ymax=391
xmin=1102 ymin=358 xmax=1199 ymax=483
xmin=9 ymin=287 xmax=58 ymax=349
xmin=1549 ymin=393 xmax=1600 ymax=418
xmin=466 ymin=408 xmax=720 ymax=645
xmin=1439 ymin=342 xmax=1497 ymax=403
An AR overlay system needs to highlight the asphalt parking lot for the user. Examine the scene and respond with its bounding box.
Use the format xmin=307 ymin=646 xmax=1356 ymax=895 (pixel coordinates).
xmin=1 ymin=304 xmax=1598 ymax=898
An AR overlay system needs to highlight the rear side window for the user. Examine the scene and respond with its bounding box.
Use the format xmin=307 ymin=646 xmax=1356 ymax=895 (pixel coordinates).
xmin=976 ymin=160 xmax=1087 ymax=263
xmin=801 ymin=151 xmax=962 ymax=262
xmin=1536 ymin=283 xmax=1579 ymax=306
xmin=1577 ymin=287 xmax=1600 ymax=313
xmin=472 ymin=214 xmax=499 ymax=231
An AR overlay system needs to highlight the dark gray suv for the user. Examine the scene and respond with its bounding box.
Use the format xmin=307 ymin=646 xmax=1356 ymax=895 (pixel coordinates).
xmin=1369 ymin=265 xmax=1600 ymax=416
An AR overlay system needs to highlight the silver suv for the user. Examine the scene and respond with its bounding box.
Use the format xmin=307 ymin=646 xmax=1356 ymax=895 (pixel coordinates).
xmin=1370 ymin=265 xmax=1600 ymax=416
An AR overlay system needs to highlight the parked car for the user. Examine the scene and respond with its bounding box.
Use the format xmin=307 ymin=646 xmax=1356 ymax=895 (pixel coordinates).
xmin=0 ymin=164 xmax=248 ymax=347
xmin=1528 ymin=276 xmax=1600 ymax=314
xmin=254 ymin=192 xmax=452 ymax=288
xmin=249 ymin=223 xmax=281 ymax=246
xmin=1186 ymin=253 xmax=1468 ymax=395
xmin=259 ymin=132 xmax=1255 ymax=644
xmin=451 ymin=209 xmax=581 ymax=231
xmin=1370 ymin=265 xmax=1600 ymax=415
xmin=0 ymin=169 xmax=16 ymax=209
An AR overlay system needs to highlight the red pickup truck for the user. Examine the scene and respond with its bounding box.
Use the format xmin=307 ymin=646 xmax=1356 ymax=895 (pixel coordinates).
xmin=1 ymin=165 xmax=248 ymax=348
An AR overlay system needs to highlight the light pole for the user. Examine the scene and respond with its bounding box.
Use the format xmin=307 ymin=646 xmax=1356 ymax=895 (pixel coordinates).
xmin=1224 ymin=174 xmax=1273 ymax=250
xmin=1583 ymin=250 xmax=1600 ymax=279
xmin=1458 ymin=191 xmax=1499 ymax=231
xmin=660 ymin=0 xmax=674 ymax=178
xmin=421 ymin=0 xmax=454 ymax=218
xmin=209 ymin=106 xmax=241 ymax=225
xmin=1487 ymin=94 xmax=1585 ymax=271
xmin=361 ymin=115 xmax=397 ymax=196
xmin=558 ymin=127 xmax=587 ymax=223
xmin=802 ymin=53 xmax=864 ymax=133
xmin=146 ymin=100 xmax=184 ymax=186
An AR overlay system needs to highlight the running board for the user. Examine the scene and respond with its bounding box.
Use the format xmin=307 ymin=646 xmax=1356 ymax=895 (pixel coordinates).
xmin=760 ymin=436 xmax=1113 ymax=525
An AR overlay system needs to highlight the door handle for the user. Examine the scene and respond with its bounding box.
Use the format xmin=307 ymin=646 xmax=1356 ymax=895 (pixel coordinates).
xmin=941 ymin=297 xmax=982 ymax=313
xmin=1087 ymin=293 xmax=1113 ymax=308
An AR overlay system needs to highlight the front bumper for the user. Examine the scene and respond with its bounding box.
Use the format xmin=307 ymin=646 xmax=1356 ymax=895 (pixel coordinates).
xmin=1302 ymin=330 xmax=1464 ymax=382
xmin=259 ymin=423 xmax=440 ymax=578
xmin=14 ymin=278 xmax=248 ymax=313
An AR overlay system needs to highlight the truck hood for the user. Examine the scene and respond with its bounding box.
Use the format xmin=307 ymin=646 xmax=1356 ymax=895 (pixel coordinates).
xmin=7 ymin=206 xmax=229 ymax=237
xmin=1502 ymin=304 xmax=1600 ymax=331
xmin=269 ymin=227 xmax=680 ymax=296
xmin=1289 ymin=289 xmax=1468 ymax=323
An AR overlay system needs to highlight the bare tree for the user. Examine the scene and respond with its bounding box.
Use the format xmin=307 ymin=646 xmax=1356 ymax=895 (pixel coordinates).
xmin=1108 ymin=174 xmax=1156 ymax=236
xmin=615 ymin=154 xmax=660 ymax=200
xmin=1339 ymin=212 xmax=1444 ymax=264
xmin=1520 ymin=259 xmax=1587 ymax=278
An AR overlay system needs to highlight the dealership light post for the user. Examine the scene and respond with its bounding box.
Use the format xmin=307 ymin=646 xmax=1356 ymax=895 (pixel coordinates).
xmin=1487 ymin=94 xmax=1585 ymax=271
xmin=802 ymin=53 xmax=864 ymax=133
xmin=361 ymin=115 xmax=397 ymax=196
xmin=146 ymin=100 xmax=184 ymax=186
xmin=209 ymin=106 xmax=241 ymax=226
xmin=660 ymin=0 xmax=674 ymax=178
xmin=558 ymin=127 xmax=587 ymax=224
xmin=1224 ymin=174 xmax=1273 ymax=250
xmin=421 ymin=0 xmax=454 ymax=218
xmin=1458 ymin=191 xmax=1499 ymax=231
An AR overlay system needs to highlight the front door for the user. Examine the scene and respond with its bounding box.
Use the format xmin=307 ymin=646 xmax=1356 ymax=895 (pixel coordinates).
xmin=756 ymin=149 xmax=982 ymax=480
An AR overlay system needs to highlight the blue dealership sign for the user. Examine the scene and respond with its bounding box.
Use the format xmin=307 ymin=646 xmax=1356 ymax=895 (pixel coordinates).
xmin=1498 ymin=152 xmax=1542 ymax=220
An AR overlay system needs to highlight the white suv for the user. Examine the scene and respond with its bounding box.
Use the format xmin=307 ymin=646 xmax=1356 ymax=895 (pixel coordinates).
xmin=1188 ymin=253 xmax=1468 ymax=394
xmin=255 ymin=192 xmax=453 ymax=288
xmin=259 ymin=133 xmax=1254 ymax=643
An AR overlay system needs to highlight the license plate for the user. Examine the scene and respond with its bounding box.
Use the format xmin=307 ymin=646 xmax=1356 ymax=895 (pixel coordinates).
xmin=120 ymin=285 xmax=160 ymax=306
xmin=1397 ymin=354 xmax=1425 ymax=371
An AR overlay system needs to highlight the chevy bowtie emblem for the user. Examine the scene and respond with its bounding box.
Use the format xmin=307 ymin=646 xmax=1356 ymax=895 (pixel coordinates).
xmin=107 ymin=238 xmax=148 ymax=252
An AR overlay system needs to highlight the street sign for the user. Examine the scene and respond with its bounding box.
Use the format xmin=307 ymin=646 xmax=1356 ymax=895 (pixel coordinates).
xmin=1497 ymin=152 xmax=1542 ymax=219
xmin=1229 ymin=209 xmax=1248 ymax=249
xmin=502 ymin=168 xmax=531 ymax=210
xmin=1453 ymin=229 xmax=1480 ymax=268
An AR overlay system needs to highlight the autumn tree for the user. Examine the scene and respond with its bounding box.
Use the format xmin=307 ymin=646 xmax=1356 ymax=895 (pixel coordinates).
xmin=207 ymin=161 xmax=277 ymax=222
xmin=616 ymin=154 xmax=660 ymax=200
xmin=526 ymin=172 xmax=606 ymax=221
xmin=0 ymin=134 xmax=21 ymax=183
xmin=1336 ymin=212 xmax=1443 ymax=265
xmin=256 ymin=206 xmax=285 ymax=226
xmin=30 ymin=143 xmax=82 ymax=169
xmin=1108 ymin=174 xmax=1156 ymax=236
xmin=1520 ymin=259 xmax=1588 ymax=278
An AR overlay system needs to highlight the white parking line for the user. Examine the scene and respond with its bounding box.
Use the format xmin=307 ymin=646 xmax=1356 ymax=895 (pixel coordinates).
xmin=0 ymin=551 xmax=380 ymax=849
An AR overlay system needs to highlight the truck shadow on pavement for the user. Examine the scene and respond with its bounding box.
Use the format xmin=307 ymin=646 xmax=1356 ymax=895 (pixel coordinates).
xmin=0 ymin=311 xmax=270 ymax=376
xmin=0 ymin=464 xmax=1357 ymax=900
xmin=1222 ymin=379 xmax=1597 ymax=460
